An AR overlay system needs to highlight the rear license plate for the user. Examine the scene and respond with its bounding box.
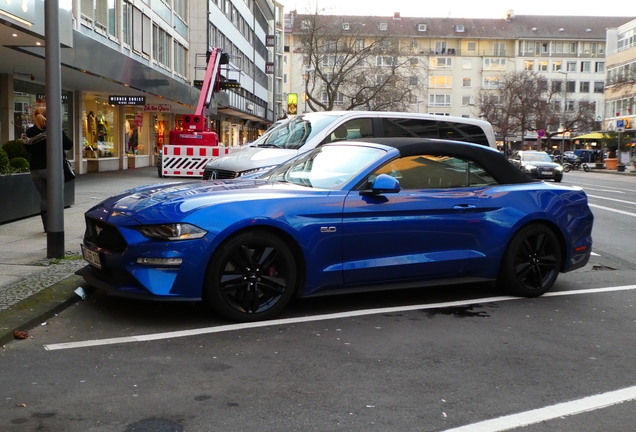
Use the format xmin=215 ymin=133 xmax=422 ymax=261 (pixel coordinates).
xmin=81 ymin=245 xmax=102 ymax=269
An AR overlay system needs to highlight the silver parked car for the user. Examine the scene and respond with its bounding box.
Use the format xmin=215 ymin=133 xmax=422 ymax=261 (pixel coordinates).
xmin=202 ymin=111 xmax=498 ymax=180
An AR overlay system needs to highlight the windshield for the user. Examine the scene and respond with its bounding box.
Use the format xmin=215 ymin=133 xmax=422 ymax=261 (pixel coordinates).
xmin=252 ymin=114 xmax=340 ymax=150
xmin=523 ymin=152 xmax=553 ymax=163
xmin=262 ymin=145 xmax=385 ymax=189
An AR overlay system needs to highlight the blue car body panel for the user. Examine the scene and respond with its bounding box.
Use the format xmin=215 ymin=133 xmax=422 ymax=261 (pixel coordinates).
xmin=78 ymin=140 xmax=593 ymax=303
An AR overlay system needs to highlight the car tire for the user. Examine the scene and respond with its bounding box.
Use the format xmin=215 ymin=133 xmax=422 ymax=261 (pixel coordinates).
xmin=498 ymin=224 xmax=562 ymax=298
xmin=203 ymin=230 xmax=297 ymax=322
xmin=554 ymin=178 xmax=562 ymax=182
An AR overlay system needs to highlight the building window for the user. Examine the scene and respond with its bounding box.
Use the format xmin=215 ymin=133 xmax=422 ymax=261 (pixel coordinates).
xmin=376 ymin=56 xmax=396 ymax=67
xmin=463 ymin=78 xmax=471 ymax=87
xmin=456 ymin=24 xmax=464 ymax=32
xmin=378 ymin=22 xmax=387 ymax=31
xmin=409 ymin=76 xmax=418 ymax=86
xmin=565 ymin=100 xmax=576 ymax=112
xmin=410 ymin=58 xmax=419 ymax=67
xmin=538 ymin=61 xmax=548 ymax=71
xmin=594 ymin=81 xmax=604 ymax=93
xmin=580 ymin=81 xmax=590 ymax=92
xmin=552 ymin=81 xmax=562 ymax=93
xmin=462 ymin=96 xmax=471 ymax=106
xmin=567 ymin=61 xmax=577 ymax=72
xmin=524 ymin=60 xmax=534 ymax=71
xmin=432 ymin=57 xmax=452 ymax=68
xmin=342 ymin=22 xmax=350 ymax=30
xmin=483 ymin=58 xmax=506 ymax=70
xmin=482 ymin=76 xmax=500 ymax=88
xmin=466 ymin=41 xmax=476 ymax=52
xmin=552 ymin=61 xmax=562 ymax=72
xmin=418 ymin=24 xmax=427 ymax=32
xmin=595 ymin=62 xmax=605 ymax=73
xmin=429 ymin=94 xmax=451 ymax=106
xmin=174 ymin=41 xmax=187 ymax=78
xmin=153 ymin=24 xmax=171 ymax=68
xmin=566 ymin=81 xmax=576 ymax=93
xmin=429 ymin=75 xmax=452 ymax=88
xmin=581 ymin=61 xmax=591 ymax=72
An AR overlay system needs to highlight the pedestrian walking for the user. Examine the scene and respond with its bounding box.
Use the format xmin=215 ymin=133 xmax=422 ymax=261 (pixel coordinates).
xmin=24 ymin=106 xmax=73 ymax=232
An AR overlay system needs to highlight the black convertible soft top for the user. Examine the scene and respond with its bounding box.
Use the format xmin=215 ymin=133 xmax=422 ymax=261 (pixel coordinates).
xmin=348 ymin=137 xmax=535 ymax=185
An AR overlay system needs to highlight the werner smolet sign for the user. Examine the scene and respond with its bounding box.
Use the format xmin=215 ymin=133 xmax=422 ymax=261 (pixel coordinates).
xmin=144 ymin=104 xmax=172 ymax=112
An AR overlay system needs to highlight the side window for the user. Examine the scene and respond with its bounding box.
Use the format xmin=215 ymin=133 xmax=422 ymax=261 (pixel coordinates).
xmin=328 ymin=118 xmax=373 ymax=142
xmin=438 ymin=121 xmax=489 ymax=146
xmin=370 ymin=154 xmax=498 ymax=189
xmin=380 ymin=118 xmax=491 ymax=147
xmin=381 ymin=118 xmax=439 ymax=138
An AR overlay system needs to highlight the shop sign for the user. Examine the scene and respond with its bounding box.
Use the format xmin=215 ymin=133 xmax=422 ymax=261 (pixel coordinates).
xmin=135 ymin=113 xmax=143 ymax=128
xmin=36 ymin=94 xmax=69 ymax=102
xmin=108 ymin=95 xmax=146 ymax=105
xmin=144 ymin=104 xmax=172 ymax=113
xmin=266 ymin=62 xmax=274 ymax=74
xmin=266 ymin=35 xmax=275 ymax=47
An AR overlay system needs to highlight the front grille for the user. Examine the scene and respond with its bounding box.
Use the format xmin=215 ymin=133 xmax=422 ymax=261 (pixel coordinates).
xmin=84 ymin=217 xmax=128 ymax=252
xmin=202 ymin=167 xmax=239 ymax=180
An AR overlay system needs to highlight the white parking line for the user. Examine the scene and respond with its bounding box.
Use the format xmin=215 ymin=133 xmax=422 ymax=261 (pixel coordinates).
xmin=443 ymin=385 xmax=636 ymax=432
xmin=589 ymin=203 xmax=636 ymax=218
xmin=587 ymin=194 xmax=636 ymax=205
xmin=43 ymin=284 xmax=636 ymax=351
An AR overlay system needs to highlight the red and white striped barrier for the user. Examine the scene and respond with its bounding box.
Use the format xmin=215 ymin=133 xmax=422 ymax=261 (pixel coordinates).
xmin=161 ymin=145 xmax=237 ymax=178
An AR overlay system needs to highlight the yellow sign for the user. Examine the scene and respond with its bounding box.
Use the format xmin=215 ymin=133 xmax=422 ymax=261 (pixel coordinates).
xmin=287 ymin=93 xmax=298 ymax=115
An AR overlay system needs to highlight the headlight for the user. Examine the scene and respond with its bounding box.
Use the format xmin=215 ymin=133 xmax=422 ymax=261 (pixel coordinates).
xmin=524 ymin=164 xmax=537 ymax=172
xmin=555 ymin=166 xmax=564 ymax=172
xmin=239 ymin=165 xmax=278 ymax=177
xmin=137 ymin=223 xmax=207 ymax=240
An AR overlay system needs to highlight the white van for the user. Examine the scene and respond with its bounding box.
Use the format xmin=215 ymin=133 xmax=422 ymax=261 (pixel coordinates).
xmin=202 ymin=111 xmax=497 ymax=180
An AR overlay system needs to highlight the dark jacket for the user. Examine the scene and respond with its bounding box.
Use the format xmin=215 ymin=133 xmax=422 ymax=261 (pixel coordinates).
xmin=25 ymin=126 xmax=73 ymax=170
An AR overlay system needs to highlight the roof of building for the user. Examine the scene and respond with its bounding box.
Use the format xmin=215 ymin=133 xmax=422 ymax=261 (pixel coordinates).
xmin=288 ymin=13 xmax=635 ymax=40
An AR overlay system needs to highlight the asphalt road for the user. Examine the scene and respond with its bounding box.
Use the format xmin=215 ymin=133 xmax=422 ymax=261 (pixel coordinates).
xmin=2 ymin=170 xmax=636 ymax=432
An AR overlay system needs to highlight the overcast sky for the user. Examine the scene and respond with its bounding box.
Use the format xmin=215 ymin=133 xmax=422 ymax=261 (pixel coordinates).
xmin=284 ymin=0 xmax=636 ymax=19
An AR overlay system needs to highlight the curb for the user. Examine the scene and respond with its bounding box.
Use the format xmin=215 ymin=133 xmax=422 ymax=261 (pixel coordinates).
xmin=0 ymin=274 xmax=93 ymax=347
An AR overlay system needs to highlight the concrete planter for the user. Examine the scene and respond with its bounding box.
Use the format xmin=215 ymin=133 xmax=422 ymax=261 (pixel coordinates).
xmin=0 ymin=173 xmax=75 ymax=224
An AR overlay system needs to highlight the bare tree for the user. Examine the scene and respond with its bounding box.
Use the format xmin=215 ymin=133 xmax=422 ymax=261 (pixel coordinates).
xmin=294 ymin=11 xmax=426 ymax=112
xmin=476 ymin=71 xmax=596 ymax=152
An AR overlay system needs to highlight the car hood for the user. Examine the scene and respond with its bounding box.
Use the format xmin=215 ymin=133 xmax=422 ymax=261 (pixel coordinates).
xmin=95 ymin=179 xmax=322 ymax=222
xmin=206 ymin=147 xmax=300 ymax=172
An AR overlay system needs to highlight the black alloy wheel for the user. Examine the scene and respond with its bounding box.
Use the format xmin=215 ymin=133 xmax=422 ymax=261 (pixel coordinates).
xmin=498 ymin=224 xmax=562 ymax=297
xmin=204 ymin=230 xmax=297 ymax=322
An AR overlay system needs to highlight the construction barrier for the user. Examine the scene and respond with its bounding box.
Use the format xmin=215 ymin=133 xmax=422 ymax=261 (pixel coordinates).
xmin=161 ymin=145 xmax=239 ymax=178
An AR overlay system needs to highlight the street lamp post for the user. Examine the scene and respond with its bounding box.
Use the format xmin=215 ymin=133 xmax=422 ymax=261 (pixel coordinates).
xmin=557 ymin=70 xmax=568 ymax=158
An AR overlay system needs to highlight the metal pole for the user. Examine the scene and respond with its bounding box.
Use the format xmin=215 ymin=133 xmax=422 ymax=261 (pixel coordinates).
xmin=45 ymin=0 xmax=65 ymax=258
xmin=560 ymin=71 xmax=567 ymax=158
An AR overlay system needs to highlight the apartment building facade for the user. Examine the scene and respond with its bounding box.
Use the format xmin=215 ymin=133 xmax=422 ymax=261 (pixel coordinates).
xmin=283 ymin=10 xmax=632 ymax=148
xmin=604 ymin=18 xmax=636 ymax=163
xmin=0 ymin=0 xmax=279 ymax=174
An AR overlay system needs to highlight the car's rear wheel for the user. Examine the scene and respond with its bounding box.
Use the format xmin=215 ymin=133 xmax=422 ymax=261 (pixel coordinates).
xmin=204 ymin=230 xmax=297 ymax=322
xmin=498 ymin=224 xmax=562 ymax=297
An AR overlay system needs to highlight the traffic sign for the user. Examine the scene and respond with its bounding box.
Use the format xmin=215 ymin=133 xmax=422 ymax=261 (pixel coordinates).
xmin=617 ymin=119 xmax=625 ymax=128
xmin=537 ymin=129 xmax=545 ymax=137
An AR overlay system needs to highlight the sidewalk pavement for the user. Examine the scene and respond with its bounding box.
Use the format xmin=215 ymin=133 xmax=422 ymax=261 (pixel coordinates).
xmin=0 ymin=163 xmax=635 ymax=346
xmin=0 ymin=166 xmax=170 ymax=346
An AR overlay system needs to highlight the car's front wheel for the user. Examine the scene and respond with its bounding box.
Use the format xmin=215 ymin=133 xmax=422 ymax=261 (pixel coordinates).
xmin=498 ymin=224 xmax=562 ymax=297
xmin=204 ymin=230 xmax=297 ymax=322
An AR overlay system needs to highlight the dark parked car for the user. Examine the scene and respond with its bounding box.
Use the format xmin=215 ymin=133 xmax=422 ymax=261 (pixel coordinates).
xmin=509 ymin=150 xmax=564 ymax=182
xmin=79 ymin=139 xmax=593 ymax=322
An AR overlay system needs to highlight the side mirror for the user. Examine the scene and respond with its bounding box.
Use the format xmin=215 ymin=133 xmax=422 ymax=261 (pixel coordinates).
xmin=360 ymin=173 xmax=401 ymax=196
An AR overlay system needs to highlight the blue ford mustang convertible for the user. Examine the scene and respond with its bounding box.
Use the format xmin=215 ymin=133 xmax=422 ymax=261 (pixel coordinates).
xmin=78 ymin=138 xmax=594 ymax=322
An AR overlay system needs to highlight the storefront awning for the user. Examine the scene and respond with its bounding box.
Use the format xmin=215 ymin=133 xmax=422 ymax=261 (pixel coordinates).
xmin=572 ymin=132 xmax=609 ymax=140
